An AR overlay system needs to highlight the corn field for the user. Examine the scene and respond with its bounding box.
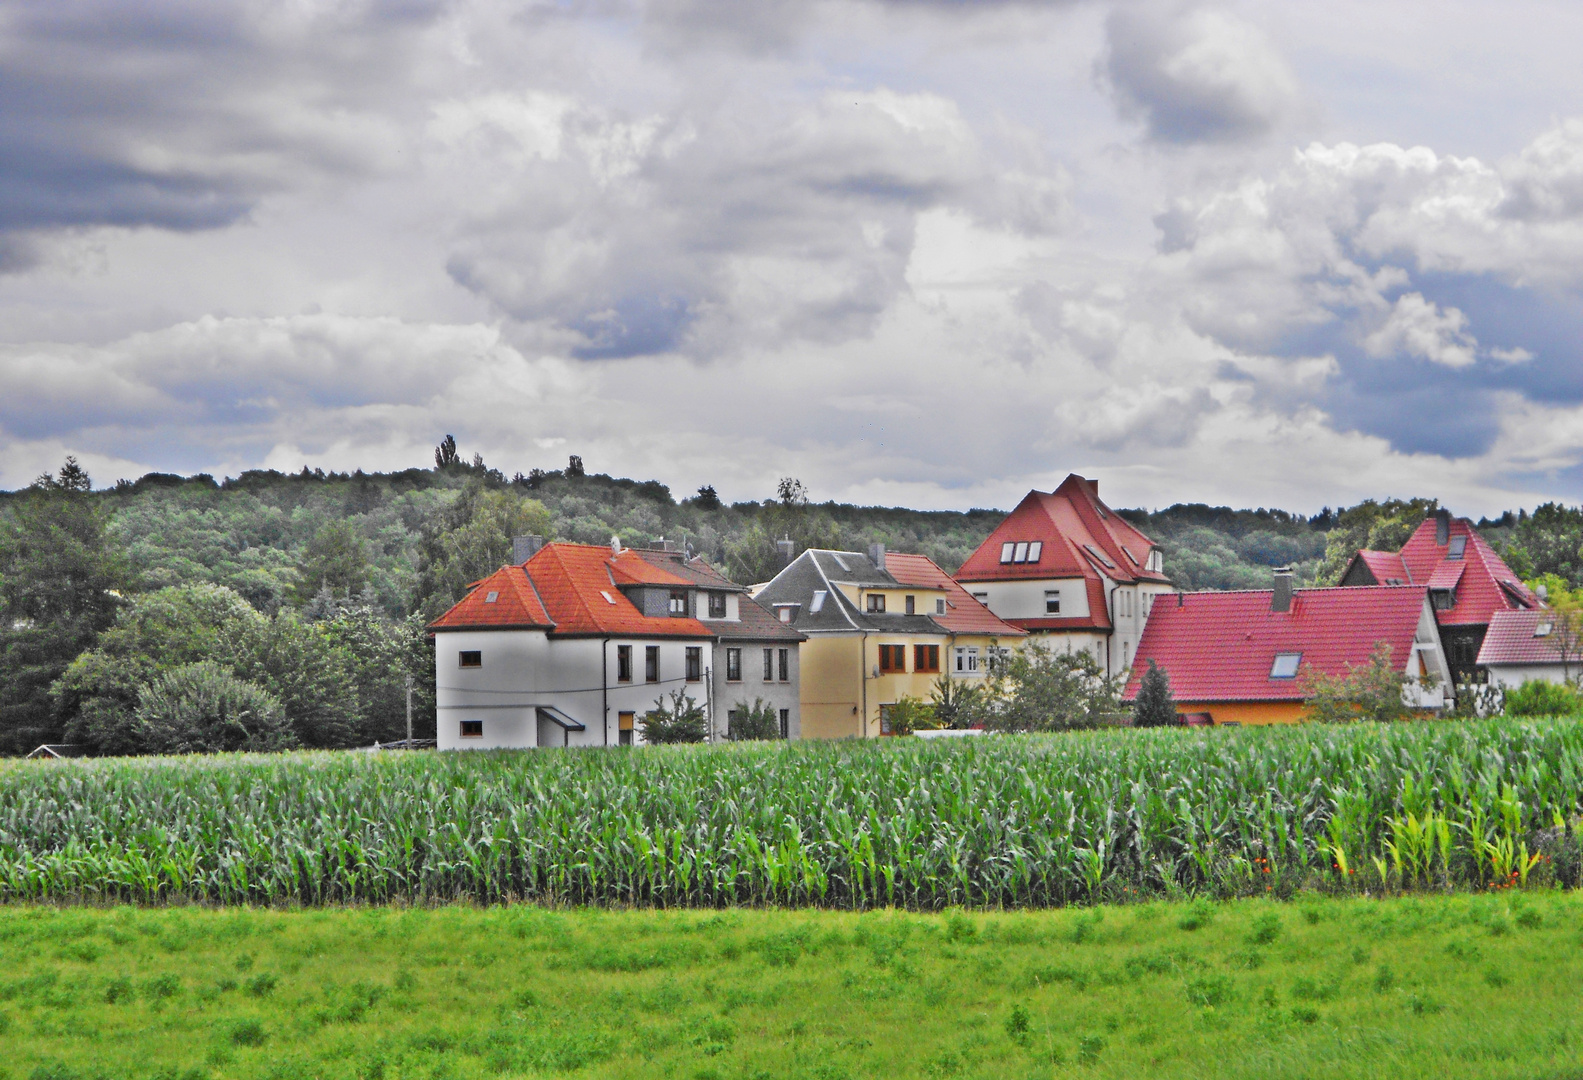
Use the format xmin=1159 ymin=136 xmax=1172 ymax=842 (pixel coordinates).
xmin=3 ymin=718 xmax=1582 ymax=908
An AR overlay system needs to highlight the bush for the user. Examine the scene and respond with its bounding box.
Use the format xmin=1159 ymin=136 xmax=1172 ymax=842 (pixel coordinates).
xmin=1131 ymin=660 xmax=1176 ymax=727
xmin=638 ymin=690 xmax=708 ymax=745
xmin=1505 ymin=679 xmax=1583 ymax=718
xmin=726 ymin=699 xmax=781 ymax=741
xmin=135 ymin=663 xmax=296 ymax=754
xmin=882 ymin=696 xmax=936 ymax=736
xmin=1302 ymin=642 xmax=1416 ymax=723
xmin=972 ymin=641 xmax=1122 ymax=732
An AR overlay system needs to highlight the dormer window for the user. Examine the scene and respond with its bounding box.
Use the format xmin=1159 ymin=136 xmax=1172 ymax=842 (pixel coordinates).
xmin=1447 ymin=535 xmax=1467 ymax=560
xmin=669 ymin=591 xmax=688 ymax=616
xmin=866 ymin=594 xmax=886 ymax=613
xmin=484 ymin=591 xmax=499 ymax=603
xmin=707 ymin=592 xmax=727 ymax=618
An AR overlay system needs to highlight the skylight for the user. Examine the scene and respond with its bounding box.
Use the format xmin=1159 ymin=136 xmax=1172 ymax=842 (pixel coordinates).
xmin=831 ymin=554 xmax=850 ymax=571
xmin=810 ymin=590 xmax=827 ymax=613
xmin=1000 ymin=542 xmax=1015 ymax=564
xmin=484 ymin=591 xmax=499 ymax=604
xmin=1535 ymin=622 xmax=1554 ymax=637
xmin=1026 ymin=541 xmax=1042 ymax=562
xmin=599 ymin=590 xmax=617 ymax=605
xmin=1447 ymin=535 xmax=1467 ymax=559
xmin=1013 ymin=541 xmax=1029 ymax=563
xmin=1270 ymin=653 xmax=1302 ymax=679
xmin=999 ymin=540 xmax=1042 ymax=564
xmin=1084 ymin=544 xmax=1115 ymax=569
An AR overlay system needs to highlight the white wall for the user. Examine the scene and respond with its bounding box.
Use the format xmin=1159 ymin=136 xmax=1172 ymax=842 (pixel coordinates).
xmin=435 ymin=630 xmax=716 ymax=750
xmin=1487 ymin=663 xmax=1574 ymax=690
xmin=963 ymin=578 xmax=1089 ymax=621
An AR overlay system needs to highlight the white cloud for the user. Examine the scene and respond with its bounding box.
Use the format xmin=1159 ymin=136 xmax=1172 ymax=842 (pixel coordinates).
xmin=1363 ymin=292 xmax=1477 ymax=368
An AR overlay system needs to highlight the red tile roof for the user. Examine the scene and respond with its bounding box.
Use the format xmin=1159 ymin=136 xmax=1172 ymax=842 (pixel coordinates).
xmin=883 ymin=552 xmax=1026 ymax=637
xmin=430 ymin=543 xmax=714 ymax=639
xmin=955 ymin=475 xmax=1168 ymax=587
xmin=1349 ymin=517 xmax=1536 ymax=628
xmin=1122 ymin=585 xmax=1430 ymax=703
xmin=1355 ymin=550 xmax=1410 ymax=585
xmin=427 ymin=564 xmax=554 ymax=631
xmin=1477 ymin=609 xmax=1578 ymax=668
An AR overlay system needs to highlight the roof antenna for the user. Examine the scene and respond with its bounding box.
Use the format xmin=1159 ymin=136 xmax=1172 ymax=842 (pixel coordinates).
xmin=610 ymin=535 xmax=622 ymax=556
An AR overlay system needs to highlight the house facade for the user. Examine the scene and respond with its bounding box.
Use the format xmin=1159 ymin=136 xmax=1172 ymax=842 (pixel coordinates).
xmin=1341 ymin=509 xmax=1538 ymax=685
xmin=752 ymin=545 xmax=1025 ymax=739
xmin=1122 ymin=577 xmax=1453 ymax=725
xmin=428 ymin=540 xmax=802 ymax=749
xmin=954 ymin=474 xmax=1173 ymax=679
xmin=1476 ymin=608 xmax=1583 ymax=689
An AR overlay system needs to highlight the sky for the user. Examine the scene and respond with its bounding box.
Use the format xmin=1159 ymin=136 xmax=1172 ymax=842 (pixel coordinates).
xmin=3 ymin=0 xmax=1583 ymax=516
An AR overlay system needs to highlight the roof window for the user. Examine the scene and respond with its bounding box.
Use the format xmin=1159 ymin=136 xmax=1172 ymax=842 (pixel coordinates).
xmin=1084 ymin=544 xmax=1115 ymax=569
xmin=999 ymin=542 xmax=1015 ymax=564
xmin=1013 ymin=541 xmax=1029 ymax=563
xmin=1535 ymin=621 xmax=1554 ymax=637
xmin=1000 ymin=541 xmax=1042 ymax=564
xmin=484 ymin=590 xmax=499 ymax=603
xmin=810 ymin=589 xmax=827 ymax=613
xmin=599 ymin=590 xmax=618 ymax=605
xmin=1270 ymin=653 xmax=1302 ymax=679
xmin=1447 ymin=535 xmax=1467 ymax=559
xmin=1026 ymin=541 xmax=1042 ymax=562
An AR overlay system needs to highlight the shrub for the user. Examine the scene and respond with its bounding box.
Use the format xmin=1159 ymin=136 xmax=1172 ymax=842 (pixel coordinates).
xmin=1505 ymin=680 xmax=1583 ymax=718
xmin=1302 ymin=642 xmax=1416 ymax=723
xmin=726 ymin=699 xmax=781 ymax=742
xmin=228 ymin=1018 xmax=267 ymax=1047
xmin=638 ymin=690 xmax=708 ymax=745
xmin=135 ymin=663 xmax=295 ymax=754
xmin=882 ymin=697 xmax=937 ymax=736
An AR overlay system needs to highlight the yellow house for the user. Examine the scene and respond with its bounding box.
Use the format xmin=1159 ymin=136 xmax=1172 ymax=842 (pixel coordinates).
xmin=753 ymin=545 xmax=1026 ymax=739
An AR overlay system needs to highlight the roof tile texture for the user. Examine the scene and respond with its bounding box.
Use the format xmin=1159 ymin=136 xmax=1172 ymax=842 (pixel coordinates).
xmin=1477 ymin=609 xmax=1576 ymax=667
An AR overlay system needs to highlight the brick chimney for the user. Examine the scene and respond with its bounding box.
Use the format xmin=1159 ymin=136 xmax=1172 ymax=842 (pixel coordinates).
xmin=512 ymin=535 xmax=544 ymax=564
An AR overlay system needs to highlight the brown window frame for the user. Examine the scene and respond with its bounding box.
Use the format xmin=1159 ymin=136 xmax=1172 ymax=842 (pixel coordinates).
xmin=458 ymin=650 xmax=482 ymax=669
xmin=878 ymin=644 xmax=906 ymax=673
xmin=459 ymin=719 xmax=483 ymax=738
xmin=686 ymin=646 xmax=703 ymax=682
xmin=726 ymin=647 xmax=742 ymax=682
xmin=708 ymin=591 xmax=727 ymax=618
xmin=778 ymin=648 xmax=790 ymax=682
xmin=913 ymin=644 xmax=940 ymax=673
xmin=645 ymin=645 xmax=660 ymax=683
xmin=616 ymin=644 xmax=632 ymax=682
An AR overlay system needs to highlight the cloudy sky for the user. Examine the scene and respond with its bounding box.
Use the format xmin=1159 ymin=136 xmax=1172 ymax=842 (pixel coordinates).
xmin=3 ymin=0 xmax=1583 ymax=515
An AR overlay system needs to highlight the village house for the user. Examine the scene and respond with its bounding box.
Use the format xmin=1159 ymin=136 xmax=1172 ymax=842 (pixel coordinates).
xmin=1475 ymin=608 xmax=1583 ymax=690
xmin=954 ymin=474 xmax=1174 ymax=678
xmin=752 ymin=545 xmax=1024 ymax=739
xmin=1340 ymin=509 xmax=1538 ymax=685
xmin=1122 ymin=572 xmax=1453 ymax=725
xmin=429 ymin=538 xmax=803 ymax=749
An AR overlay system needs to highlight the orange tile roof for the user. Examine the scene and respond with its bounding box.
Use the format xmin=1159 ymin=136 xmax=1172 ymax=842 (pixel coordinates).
xmin=428 ymin=564 xmax=554 ymax=631
xmin=607 ymin=548 xmax=695 ymax=587
xmin=883 ymin=552 xmax=1026 ymax=637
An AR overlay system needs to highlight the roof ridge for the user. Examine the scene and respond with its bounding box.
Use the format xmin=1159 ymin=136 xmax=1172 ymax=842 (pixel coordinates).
xmin=512 ymin=564 xmax=554 ymax=627
xmin=811 ymin=551 xmax=863 ymax=629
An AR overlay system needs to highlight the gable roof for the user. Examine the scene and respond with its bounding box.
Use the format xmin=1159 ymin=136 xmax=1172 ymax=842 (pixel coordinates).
xmin=427 ymin=564 xmax=555 ymax=631
xmin=955 ymin=475 xmax=1169 ymax=587
xmin=1122 ymin=585 xmax=1431 ymax=703
xmin=1346 ymin=516 xmax=1536 ymax=628
xmin=884 ymin=553 xmax=1025 ymax=637
xmin=755 ymin=549 xmax=1020 ymax=637
xmin=1477 ymin=609 xmax=1576 ymax=668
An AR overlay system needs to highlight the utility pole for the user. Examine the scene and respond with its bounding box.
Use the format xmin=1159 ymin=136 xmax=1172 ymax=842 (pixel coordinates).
xmin=404 ymin=673 xmax=414 ymax=748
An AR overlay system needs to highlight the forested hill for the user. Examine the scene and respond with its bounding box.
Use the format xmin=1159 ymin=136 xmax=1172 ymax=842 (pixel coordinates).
xmin=5 ymin=449 xmax=1576 ymax=623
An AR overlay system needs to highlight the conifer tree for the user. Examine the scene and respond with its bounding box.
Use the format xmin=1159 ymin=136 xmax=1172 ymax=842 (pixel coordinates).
xmin=1132 ymin=660 xmax=1177 ymax=727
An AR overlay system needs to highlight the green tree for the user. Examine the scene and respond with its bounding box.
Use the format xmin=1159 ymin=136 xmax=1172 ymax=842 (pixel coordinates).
xmin=1301 ymin=642 xmax=1416 ymax=723
xmin=639 ymin=689 xmax=708 ymax=745
xmin=1510 ymin=504 xmax=1583 ymax=587
xmin=726 ymin=698 xmax=781 ymax=741
xmin=320 ymin=604 xmax=436 ymax=743
xmin=414 ymin=481 xmax=554 ymax=618
xmin=228 ymin=612 xmax=361 ymax=748
xmin=1504 ymin=679 xmax=1583 ymax=717
xmin=134 ymin=661 xmax=296 ymax=754
xmin=929 ymin=674 xmax=984 ymax=730
xmin=1313 ymin=498 xmax=1440 ymax=585
xmin=434 ymin=434 xmax=461 ymax=469
xmin=1131 ymin=660 xmax=1178 ymax=727
xmin=723 ymin=478 xmax=843 ymax=584
xmin=292 ymin=520 xmax=369 ymax=604
xmin=0 ymin=458 xmax=135 ymax=753
xmin=883 ymin=696 xmax=938 ymax=736
xmin=973 ymin=642 xmax=1122 ymax=732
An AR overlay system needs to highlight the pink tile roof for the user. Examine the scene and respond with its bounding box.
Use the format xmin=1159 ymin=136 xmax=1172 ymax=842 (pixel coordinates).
xmin=1356 ymin=550 xmax=1411 ymax=585
xmin=1477 ymin=609 xmax=1578 ymax=668
xmin=883 ymin=552 xmax=1026 ymax=637
xmin=955 ymin=475 xmax=1168 ymax=588
xmin=1349 ymin=516 xmax=1536 ymax=629
xmin=1122 ymin=585 xmax=1430 ymax=703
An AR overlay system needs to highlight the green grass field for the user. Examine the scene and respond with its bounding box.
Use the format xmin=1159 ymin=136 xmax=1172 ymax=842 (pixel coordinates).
xmin=2 ymin=895 xmax=1579 ymax=1080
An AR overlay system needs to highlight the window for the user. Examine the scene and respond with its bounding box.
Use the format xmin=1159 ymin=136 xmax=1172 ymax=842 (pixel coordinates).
xmin=726 ymin=647 xmax=742 ymax=681
xmin=1000 ymin=542 xmax=1015 ymax=564
xmin=458 ymin=650 xmax=482 ymax=668
xmin=810 ymin=590 xmax=827 ymax=613
xmin=955 ymin=646 xmax=980 ymax=673
xmin=879 ymin=704 xmax=895 ymax=735
xmin=459 ymin=720 xmax=483 ymax=738
xmin=905 ymin=595 xmax=915 ymax=615
xmin=986 ymin=646 xmax=1010 ymax=674
xmin=763 ymin=648 xmax=774 ymax=681
xmin=1013 ymin=541 xmax=1029 ymax=563
xmin=878 ymin=645 xmax=906 ymax=673
xmin=669 ymin=591 xmax=688 ymax=616
xmin=1432 ymin=590 xmax=1456 ymax=612
xmin=1535 ymin=622 xmax=1554 ymax=638
xmin=1045 ymin=590 xmax=1061 ymax=614
xmin=484 ymin=590 xmax=499 ymax=604
xmin=936 ymin=599 xmax=946 ymax=614
xmin=1084 ymin=544 xmax=1115 ymax=569
xmin=914 ymin=644 xmax=940 ymax=673
xmin=686 ymin=647 xmax=702 ymax=682
xmin=779 ymin=709 xmax=790 ymax=739
xmin=599 ymin=590 xmax=617 ymax=605
xmin=708 ymin=591 xmax=727 ymax=618
xmin=867 ymin=594 xmax=886 ymax=613
xmin=1027 ymin=541 xmax=1042 ymax=563
xmin=972 ymin=592 xmax=988 ymax=603
xmin=645 ymin=645 xmax=660 ymax=683
xmin=777 ymin=605 xmax=798 ymax=623
xmin=618 ymin=711 xmax=634 ymax=747
xmin=1270 ymin=652 xmax=1302 ymax=679
xmin=778 ymin=648 xmax=790 ymax=682
xmin=1448 ymin=535 xmax=1467 ymax=559
xmin=617 ymin=645 xmax=633 ymax=683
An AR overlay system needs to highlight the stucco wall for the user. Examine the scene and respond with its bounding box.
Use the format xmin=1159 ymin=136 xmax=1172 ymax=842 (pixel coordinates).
xmin=1487 ymin=664 xmax=1575 ymax=689
xmin=1175 ymin=700 xmax=1308 ymax=726
xmin=712 ymin=640 xmax=801 ymax=740
xmin=961 ymin=578 xmax=1090 ymax=620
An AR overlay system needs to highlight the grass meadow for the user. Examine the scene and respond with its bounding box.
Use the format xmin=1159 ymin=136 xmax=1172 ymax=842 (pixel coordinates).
xmin=1 ymin=896 xmax=1580 ymax=1080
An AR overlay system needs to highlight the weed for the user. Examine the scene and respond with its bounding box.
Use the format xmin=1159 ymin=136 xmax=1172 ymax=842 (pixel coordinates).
xmin=1290 ymin=1006 xmax=1319 ymax=1025
xmin=1483 ymin=967 xmax=1509 ymax=988
xmin=1246 ymin=913 xmax=1281 ymax=946
xmin=245 ymin=973 xmax=277 ymax=998
xmin=143 ymin=974 xmax=180 ymax=1000
xmin=1177 ymin=901 xmax=1214 ymax=932
xmin=1406 ymin=994 xmax=1444 ymax=1016
xmin=234 ymin=954 xmax=253 ymax=973
xmin=513 ymin=988 xmax=538 ymax=1009
xmin=1373 ymin=965 xmax=1395 ymax=993
xmin=228 ymin=1018 xmax=267 ymax=1047
xmin=943 ymin=912 xmax=977 ymax=943
xmin=1077 ymin=1035 xmax=1106 ymax=1064
xmin=104 ymin=976 xmax=133 ymax=1004
xmin=1349 ymin=946 xmax=1370 ymax=965
xmin=1004 ymin=1003 xmax=1031 ymax=1045
xmin=1516 ymin=908 xmax=1542 ymax=929
xmin=1184 ymin=974 xmax=1232 ymax=1009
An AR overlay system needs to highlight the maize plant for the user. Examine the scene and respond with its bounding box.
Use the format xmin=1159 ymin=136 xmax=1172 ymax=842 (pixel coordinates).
xmin=1 ymin=717 xmax=1581 ymax=908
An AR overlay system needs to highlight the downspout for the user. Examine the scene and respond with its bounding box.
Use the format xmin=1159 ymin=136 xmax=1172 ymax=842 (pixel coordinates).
xmin=860 ymin=630 xmax=869 ymax=738
xmin=602 ymin=637 xmax=610 ymax=746
xmin=1107 ymin=581 xmax=1120 ymax=677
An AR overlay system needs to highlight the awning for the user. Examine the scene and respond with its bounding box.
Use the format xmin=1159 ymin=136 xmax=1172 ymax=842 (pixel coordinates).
xmin=535 ymin=706 xmax=586 ymax=732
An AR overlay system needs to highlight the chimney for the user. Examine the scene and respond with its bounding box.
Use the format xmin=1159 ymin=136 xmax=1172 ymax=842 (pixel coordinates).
xmin=1435 ymin=508 xmax=1451 ymax=546
xmin=776 ymin=535 xmax=795 ymax=568
xmin=1271 ymin=567 xmax=1294 ymax=613
xmin=512 ymin=535 xmax=544 ymax=564
xmin=869 ymin=542 xmax=886 ymax=572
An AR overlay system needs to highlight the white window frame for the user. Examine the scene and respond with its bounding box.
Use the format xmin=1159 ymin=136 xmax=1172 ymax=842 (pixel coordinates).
xmin=1045 ymin=590 xmax=1061 ymax=614
xmin=955 ymin=646 xmax=980 ymax=674
xmin=1000 ymin=542 xmax=1015 ymax=564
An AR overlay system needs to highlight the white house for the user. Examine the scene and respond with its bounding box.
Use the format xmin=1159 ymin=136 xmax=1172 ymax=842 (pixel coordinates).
xmin=1477 ymin=608 xmax=1581 ymax=690
xmin=428 ymin=539 xmax=803 ymax=749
